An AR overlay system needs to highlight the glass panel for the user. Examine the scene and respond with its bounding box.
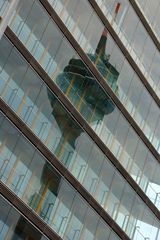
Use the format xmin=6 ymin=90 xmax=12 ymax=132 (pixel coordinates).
xmin=0 ymin=0 xmax=11 ymax=17
xmin=0 ymin=35 xmax=160 ymax=238
xmin=94 ymin=0 xmax=160 ymax=97
xmin=1 ymin=79 xmax=160 ymax=240
xmin=0 ymin=112 xmax=120 ymax=240
xmin=1 ymin=67 xmax=160 ymax=240
xmin=0 ymin=195 xmax=49 ymax=240
xmin=0 ymin=35 xmax=159 ymax=214
xmin=8 ymin=0 xmax=160 ymax=152
xmin=135 ymin=0 xmax=160 ymax=39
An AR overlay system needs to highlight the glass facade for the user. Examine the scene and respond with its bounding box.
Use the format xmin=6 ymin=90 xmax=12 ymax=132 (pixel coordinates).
xmin=0 ymin=0 xmax=11 ymax=18
xmin=0 ymin=195 xmax=48 ymax=240
xmin=8 ymin=0 xmax=160 ymax=153
xmin=0 ymin=0 xmax=159 ymax=240
xmin=1 ymin=35 xmax=160 ymax=211
xmin=0 ymin=110 xmax=160 ymax=239
xmin=0 ymin=39 xmax=160 ymax=239
xmin=135 ymin=0 xmax=160 ymax=39
xmin=0 ymin=112 xmax=121 ymax=240
xmin=94 ymin=0 xmax=160 ymax=96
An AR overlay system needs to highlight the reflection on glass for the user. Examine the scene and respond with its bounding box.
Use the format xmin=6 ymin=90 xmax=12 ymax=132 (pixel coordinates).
xmin=46 ymin=0 xmax=160 ymax=152
xmin=135 ymin=0 xmax=160 ymax=39
xmin=0 ymin=6 xmax=160 ymax=239
xmin=0 ymin=48 xmax=160 ymax=240
xmin=0 ymin=113 xmax=121 ymax=240
xmin=0 ymin=0 xmax=11 ymax=17
xmin=0 ymin=195 xmax=48 ymax=240
xmin=94 ymin=0 xmax=160 ymax=95
xmin=9 ymin=0 xmax=160 ymax=153
xmin=48 ymin=27 xmax=119 ymax=150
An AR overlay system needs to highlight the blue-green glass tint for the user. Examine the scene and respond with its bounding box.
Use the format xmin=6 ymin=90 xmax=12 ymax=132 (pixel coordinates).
xmin=0 ymin=195 xmax=48 ymax=240
xmin=0 ymin=36 xmax=160 ymax=239
xmin=0 ymin=112 xmax=120 ymax=240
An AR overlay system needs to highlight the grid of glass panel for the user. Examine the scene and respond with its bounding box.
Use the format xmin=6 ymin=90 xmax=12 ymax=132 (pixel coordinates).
xmin=0 ymin=37 xmax=160 ymax=239
xmin=0 ymin=113 xmax=121 ymax=240
xmin=0 ymin=0 xmax=11 ymax=18
xmin=94 ymin=0 xmax=160 ymax=97
xmin=135 ymin=0 xmax=160 ymax=39
xmin=8 ymin=0 xmax=160 ymax=153
xmin=0 ymin=195 xmax=49 ymax=240
xmin=1 ymin=0 xmax=160 ymax=208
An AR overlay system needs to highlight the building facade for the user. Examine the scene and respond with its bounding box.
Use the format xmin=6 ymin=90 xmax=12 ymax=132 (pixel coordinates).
xmin=0 ymin=0 xmax=160 ymax=239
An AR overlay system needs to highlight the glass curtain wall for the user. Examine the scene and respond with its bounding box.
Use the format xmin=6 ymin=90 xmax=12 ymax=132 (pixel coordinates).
xmin=0 ymin=0 xmax=11 ymax=18
xmin=0 ymin=38 xmax=160 ymax=239
xmin=135 ymin=0 xmax=160 ymax=39
xmin=1 ymin=0 xmax=160 ymax=207
xmin=0 ymin=112 xmax=121 ymax=240
xmin=0 ymin=195 xmax=48 ymax=240
xmin=94 ymin=0 xmax=160 ymax=96
xmin=9 ymin=0 xmax=160 ymax=154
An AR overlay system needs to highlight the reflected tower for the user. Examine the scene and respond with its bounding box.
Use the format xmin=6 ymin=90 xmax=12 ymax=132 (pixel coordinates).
xmin=25 ymin=4 xmax=121 ymax=224
xmin=47 ymin=26 xmax=119 ymax=163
